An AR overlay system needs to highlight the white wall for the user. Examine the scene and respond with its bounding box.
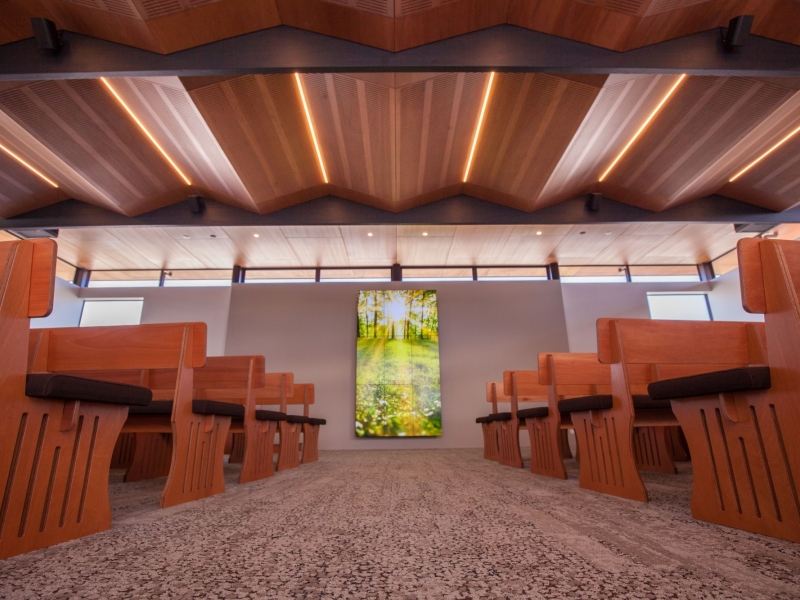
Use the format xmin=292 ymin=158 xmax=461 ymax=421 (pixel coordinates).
xmin=707 ymin=269 xmax=764 ymax=323
xmin=33 ymin=281 xmax=233 ymax=356
xmin=560 ymin=281 xmax=712 ymax=352
xmin=31 ymin=278 xmax=85 ymax=329
xmin=224 ymin=281 xmax=570 ymax=450
xmin=80 ymin=286 xmax=232 ymax=356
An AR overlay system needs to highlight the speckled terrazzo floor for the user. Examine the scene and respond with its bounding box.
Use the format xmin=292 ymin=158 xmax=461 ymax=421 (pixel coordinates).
xmin=1 ymin=449 xmax=799 ymax=600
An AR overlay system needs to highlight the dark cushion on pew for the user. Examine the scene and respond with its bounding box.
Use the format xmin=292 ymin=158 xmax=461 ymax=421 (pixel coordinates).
xmin=486 ymin=412 xmax=512 ymax=422
xmin=129 ymin=400 xmax=172 ymax=415
xmin=255 ymin=409 xmax=287 ymax=422
xmin=26 ymin=374 xmax=152 ymax=407
xmin=648 ymin=367 xmax=771 ymax=401
xmin=308 ymin=417 xmax=326 ymax=425
xmin=192 ymin=400 xmax=245 ymax=418
xmin=129 ymin=400 xmax=246 ymax=418
xmin=558 ymin=395 xmax=669 ymax=413
xmin=476 ymin=415 xmax=491 ymax=424
xmin=287 ymin=415 xmax=313 ymax=424
xmin=517 ymin=407 xmax=549 ymax=420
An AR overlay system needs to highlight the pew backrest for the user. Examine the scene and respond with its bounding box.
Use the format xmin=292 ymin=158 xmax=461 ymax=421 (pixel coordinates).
xmin=501 ymin=371 xmax=548 ymax=397
xmin=29 ymin=322 xmax=207 ymax=373
xmin=596 ymin=318 xmax=764 ymax=366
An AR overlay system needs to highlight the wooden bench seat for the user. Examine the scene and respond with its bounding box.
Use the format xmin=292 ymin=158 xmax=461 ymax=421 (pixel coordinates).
xmin=225 ymin=372 xmax=295 ymax=472
xmin=494 ymin=373 xmax=550 ymax=468
xmin=1 ymin=238 xmax=207 ymax=559
xmin=593 ymin=238 xmax=799 ymax=542
xmin=256 ymin=382 xmax=320 ymax=468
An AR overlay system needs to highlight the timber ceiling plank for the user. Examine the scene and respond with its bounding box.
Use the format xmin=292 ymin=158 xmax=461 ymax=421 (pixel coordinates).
xmin=107 ymin=76 xmax=257 ymax=212
xmin=721 ymin=91 xmax=800 ymax=211
xmin=601 ymin=76 xmax=797 ymax=211
xmin=0 ymin=149 xmax=66 ymax=217
xmin=465 ymin=73 xmax=605 ymax=212
xmin=539 ymin=74 xmax=681 ymax=209
xmin=0 ymin=78 xmax=190 ymax=216
xmin=186 ymin=74 xmax=325 ymax=214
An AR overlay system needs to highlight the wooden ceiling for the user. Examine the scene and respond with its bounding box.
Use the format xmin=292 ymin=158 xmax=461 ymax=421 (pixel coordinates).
xmin=54 ymin=222 xmax=758 ymax=271
xmin=0 ymin=72 xmax=798 ymax=219
xmin=1 ymin=0 xmax=799 ymax=53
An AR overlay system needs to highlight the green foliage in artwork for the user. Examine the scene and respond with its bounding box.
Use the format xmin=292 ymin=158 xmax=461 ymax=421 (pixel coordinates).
xmin=355 ymin=290 xmax=441 ymax=437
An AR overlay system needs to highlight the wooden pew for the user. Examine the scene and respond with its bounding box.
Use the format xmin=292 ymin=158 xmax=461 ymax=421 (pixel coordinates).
xmin=491 ymin=373 xmax=549 ymax=468
xmin=476 ymin=382 xmax=503 ymax=461
xmin=291 ymin=384 xmax=326 ymax=465
xmin=596 ymin=238 xmax=798 ymax=541
xmin=206 ymin=373 xmax=295 ymax=483
xmin=255 ymin=375 xmax=315 ymax=471
xmin=71 ymin=356 xmax=279 ymax=490
xmin=535 ymin=353 xmax=687 ymax=499
xmin=29 ymin=322 xmax=211 ymax=511
xmin=1 ymin=239 xmax=159 ymax=559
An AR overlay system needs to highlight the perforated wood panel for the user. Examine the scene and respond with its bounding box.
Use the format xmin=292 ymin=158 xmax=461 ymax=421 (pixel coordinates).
xmin=109 ymin=77 xmax=255 ymax=211
xmin=0 ymin=151 xmax=66 ymax=217
xmin=320 ymin=0 xmax=393 ymax=16
xmin=188 ymin=75 xmax=323 ymax=213
xmin=606 ymin=76 xmax=796 ymax=210
xmin=466 ymin=73 xmax=602 ymax=211
xmin=0 ymin=80 xmax=184 ymax=215
xmin=539 ymin=74 xmax=680 ymax=208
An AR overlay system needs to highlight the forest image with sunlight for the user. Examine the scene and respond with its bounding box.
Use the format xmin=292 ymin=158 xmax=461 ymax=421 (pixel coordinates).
xmin=356 ymin=290 xmax=441 ymax=437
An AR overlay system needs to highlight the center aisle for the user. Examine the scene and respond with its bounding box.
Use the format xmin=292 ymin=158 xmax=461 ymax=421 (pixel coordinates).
xmin=1 ymin=450 xmax=798 ymax=599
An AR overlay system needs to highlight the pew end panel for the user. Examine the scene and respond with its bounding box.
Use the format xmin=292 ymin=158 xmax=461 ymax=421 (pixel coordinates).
xmin=1 ymin=240 xmax=154 ymax=559
xmin=600 ymin=238 xmax=800 ymax=542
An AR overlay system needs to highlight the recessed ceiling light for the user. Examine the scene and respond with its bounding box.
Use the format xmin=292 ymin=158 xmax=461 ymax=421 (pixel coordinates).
xmin=210 ymin=234 xmax=216 ymax=238
xmin=254 ymin=233 xmax=260 ymax=238
xmin=182 ymin=234 xmax=190 ymax=239
xmin=536 ymin=231 xmax=542 ymax=236
xmin=605 ymin=231 xmax=612 ymax=235
xmin=368 ymin=232 xmax=373 ymax=237
xmin=422 ymin=232 xmax=428 ymax=236
xmin=598 ymin=73 xmax=686 ymax=182
xmin=580 ymin=231 xmax=586 ymax=235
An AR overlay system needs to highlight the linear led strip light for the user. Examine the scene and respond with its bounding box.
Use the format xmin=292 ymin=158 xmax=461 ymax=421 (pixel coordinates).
xmin=463 ymin=72 xmax=496 ymax=183
xmin=598 ymin=74 xmax=687 ymax=182
xmin=729 ymin=123 xmax=800 ymax=182
xmin=99 ymin=77 xmax=191 ymax=186
xmin=294 ymin=73 xmax=328 ymax=184
xmin=0 ymin=141 xmax=58 ymax=187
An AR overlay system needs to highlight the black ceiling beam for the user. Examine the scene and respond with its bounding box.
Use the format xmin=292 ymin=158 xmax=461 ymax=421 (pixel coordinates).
xmin=1 ymin=194 xmax=796 ymax=231
xmin=0 ymin=25 xmax=798 ymax=81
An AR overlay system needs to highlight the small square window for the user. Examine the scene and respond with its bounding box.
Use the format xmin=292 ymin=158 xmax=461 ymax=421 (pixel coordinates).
xmin=647 ymin=294 xmax=711 ymax=321
xmin=80 ymin=300 xmax=144 ymax=327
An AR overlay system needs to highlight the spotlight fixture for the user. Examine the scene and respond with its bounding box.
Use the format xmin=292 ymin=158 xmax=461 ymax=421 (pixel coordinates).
xmin=729 ymin=123 xmax=800 ymax=182
xmin=723 ymin=15 xmax=754 ymax=50
xmin=463 ymin=72 xmax=496 ymax=182
xmin=598 ymin=74 xmax=686 ymax=182
xmin=368 ymin=232 xmax=373 ymax=237
xmin=0 ymin=141 xmax=58 ymax=187
xmin=586 ymin=192 xmax=601 ymax=212
xmin=253 ymin=233 xmax=260 ymax=238
xmin=30 ymin=18 xmax=62 ymax=52
xmin=295 ymin=73 xmax=328 ymax=184
xmin=99 ymin=77 xmax=191 ymax=186
xmin=536 ymin=231 xmax=542 ymax=236
xmin=187 ymin=195 xmax=205 ymax=214
xmin=422 ymin=232 xmax=428 ymax=236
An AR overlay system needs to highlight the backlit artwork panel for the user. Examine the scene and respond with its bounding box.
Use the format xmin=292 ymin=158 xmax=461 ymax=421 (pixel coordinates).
xmin=356 ymin=290 xmax=441 ymax=437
